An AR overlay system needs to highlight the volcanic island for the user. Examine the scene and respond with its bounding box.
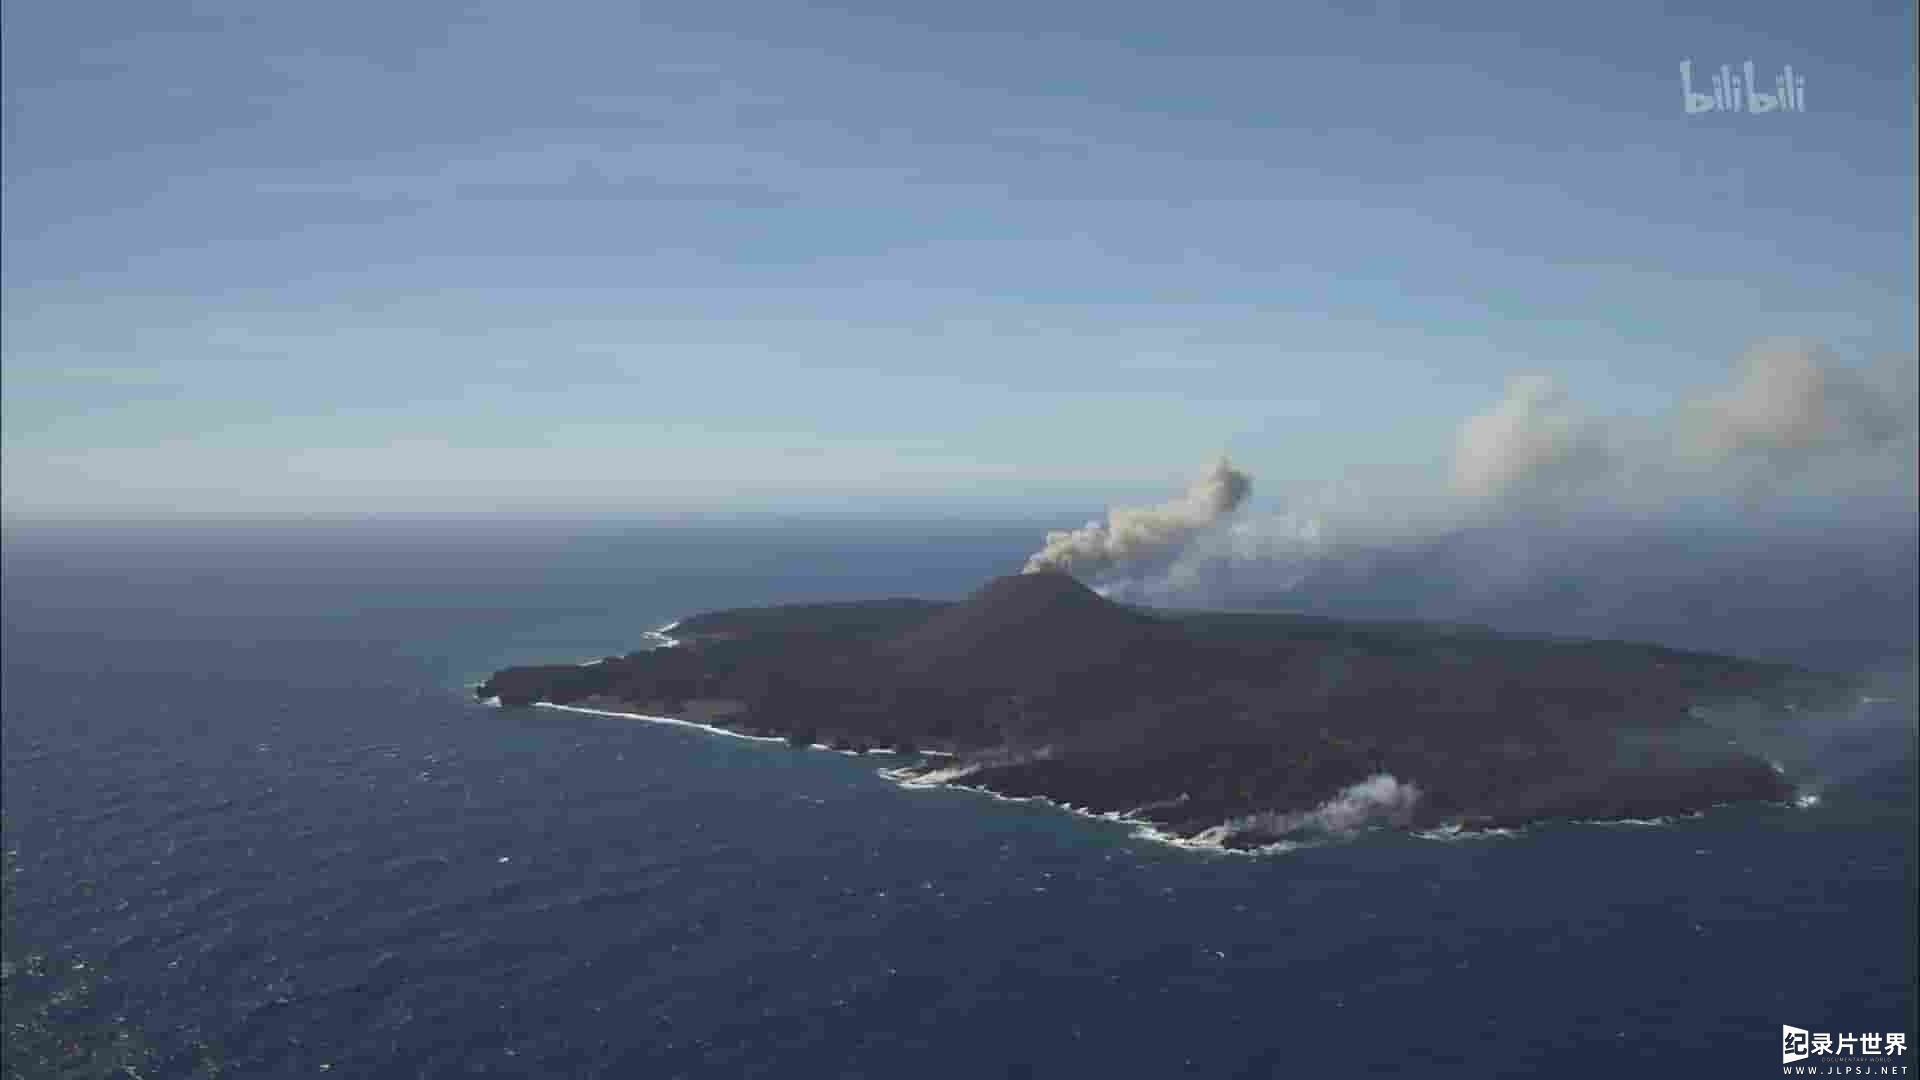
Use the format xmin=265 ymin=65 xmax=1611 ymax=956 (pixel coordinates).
xmin=476 ymin=571 xmax=1854 ymax=846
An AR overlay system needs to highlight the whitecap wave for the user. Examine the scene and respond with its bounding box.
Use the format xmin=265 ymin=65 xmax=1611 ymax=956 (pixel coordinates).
xmin=534 ymin=702 xmax=789 ymax=744
xmin=524 ymin=704 xmax=947 ymax=758
xmin=885 ymin=760 xmax=986 ymax=787
xmin=879 ymin=762 xmax=1328 ymax=857
xmin=641 ymin=621 xmax=683 ymax=649
xmin=1413 ymin=823 xmax=1524 ymax=841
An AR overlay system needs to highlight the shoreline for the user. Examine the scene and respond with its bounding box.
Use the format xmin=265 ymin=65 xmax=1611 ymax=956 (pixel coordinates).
xmin=543 ymin=618 xmax=960 ymax=756
xmin=492 ymin=694 xmax=1537 ymax=854
xmin=476 ymin=695 xmax=1829 ymax=856
xmin=534 ymin=701 xmax=792 ymax=744
xmin=473 ymin=619 xmax=1826 ymax=857
xmin=486 ymin=697 xmax=960 ymax=758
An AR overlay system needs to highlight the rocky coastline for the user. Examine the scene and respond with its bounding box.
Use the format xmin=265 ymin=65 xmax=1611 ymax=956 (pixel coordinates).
xmin=477 ymin=573 xmax=1854 ymax=846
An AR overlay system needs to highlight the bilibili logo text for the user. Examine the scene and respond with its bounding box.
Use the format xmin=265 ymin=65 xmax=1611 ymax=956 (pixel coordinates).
xmin=1681 ymin=60 xmax=1806 ymax=114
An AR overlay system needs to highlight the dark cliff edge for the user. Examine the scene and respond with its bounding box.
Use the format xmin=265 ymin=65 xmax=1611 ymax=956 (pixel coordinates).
xmin=476 ymin=572 xmax=1862 ymax=844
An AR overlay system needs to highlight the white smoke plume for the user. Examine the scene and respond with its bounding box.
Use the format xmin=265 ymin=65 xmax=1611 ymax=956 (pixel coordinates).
xmin=1686 ymin=338 xmax=1910 ymax=475
xmin=1447 ymin=342 xmax=1916 ymax=509
xmin=1023 ymin=457 xmax=1252 ymax=577
xmin=1452 ymin=374 xmax=1614 ymax=504
xmin=1069 ymin=339 xmax=1916 ymax=665
xmin=1193 ymin=773 xmax=1422 ymax=845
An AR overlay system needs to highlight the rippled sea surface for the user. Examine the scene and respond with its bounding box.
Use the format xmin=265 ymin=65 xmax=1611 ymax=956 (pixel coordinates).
xmin=4 ymin=519 xmax=1913 ymax=1077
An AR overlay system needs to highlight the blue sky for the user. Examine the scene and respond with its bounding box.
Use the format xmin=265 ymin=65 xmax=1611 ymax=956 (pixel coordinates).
xmin=3 ymin=0 xmax=1914 ymax=517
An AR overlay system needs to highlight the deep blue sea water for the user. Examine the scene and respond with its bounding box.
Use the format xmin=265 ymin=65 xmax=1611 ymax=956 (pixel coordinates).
xmin=3 ymin=519 xmax=1913 ymax=1078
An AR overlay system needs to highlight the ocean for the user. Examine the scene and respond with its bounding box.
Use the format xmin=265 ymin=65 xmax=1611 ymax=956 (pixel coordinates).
xmin=3 ymin=518 xmax=1913 ymax=1078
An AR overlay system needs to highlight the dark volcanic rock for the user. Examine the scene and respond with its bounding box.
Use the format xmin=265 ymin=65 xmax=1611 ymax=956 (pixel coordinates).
xmin=476 ymin=573 xmax=1861 ymax=840
xmin=882 ymin=572 xmax=1179 ymax=690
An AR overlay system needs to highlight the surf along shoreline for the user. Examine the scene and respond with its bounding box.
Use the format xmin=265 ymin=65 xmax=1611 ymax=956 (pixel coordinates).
xmin=475 ymin=624 xmax=1747 ymax=856
xmin=474 ymin=578 xmax=1851 ymax=855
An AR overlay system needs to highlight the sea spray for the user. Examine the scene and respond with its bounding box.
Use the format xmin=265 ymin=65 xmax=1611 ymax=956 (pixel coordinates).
xmin=882 ymin=744 xmax=1059 ymax=788
xmin=534 ymin=702 xmax=790 ymax=744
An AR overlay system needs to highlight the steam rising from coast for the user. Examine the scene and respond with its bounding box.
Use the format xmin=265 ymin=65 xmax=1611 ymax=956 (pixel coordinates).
xmin=1192 ymin=774 xmax=1422 ymax=846
xmin=1023 ymin=458 xmax=1252 ymax=576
